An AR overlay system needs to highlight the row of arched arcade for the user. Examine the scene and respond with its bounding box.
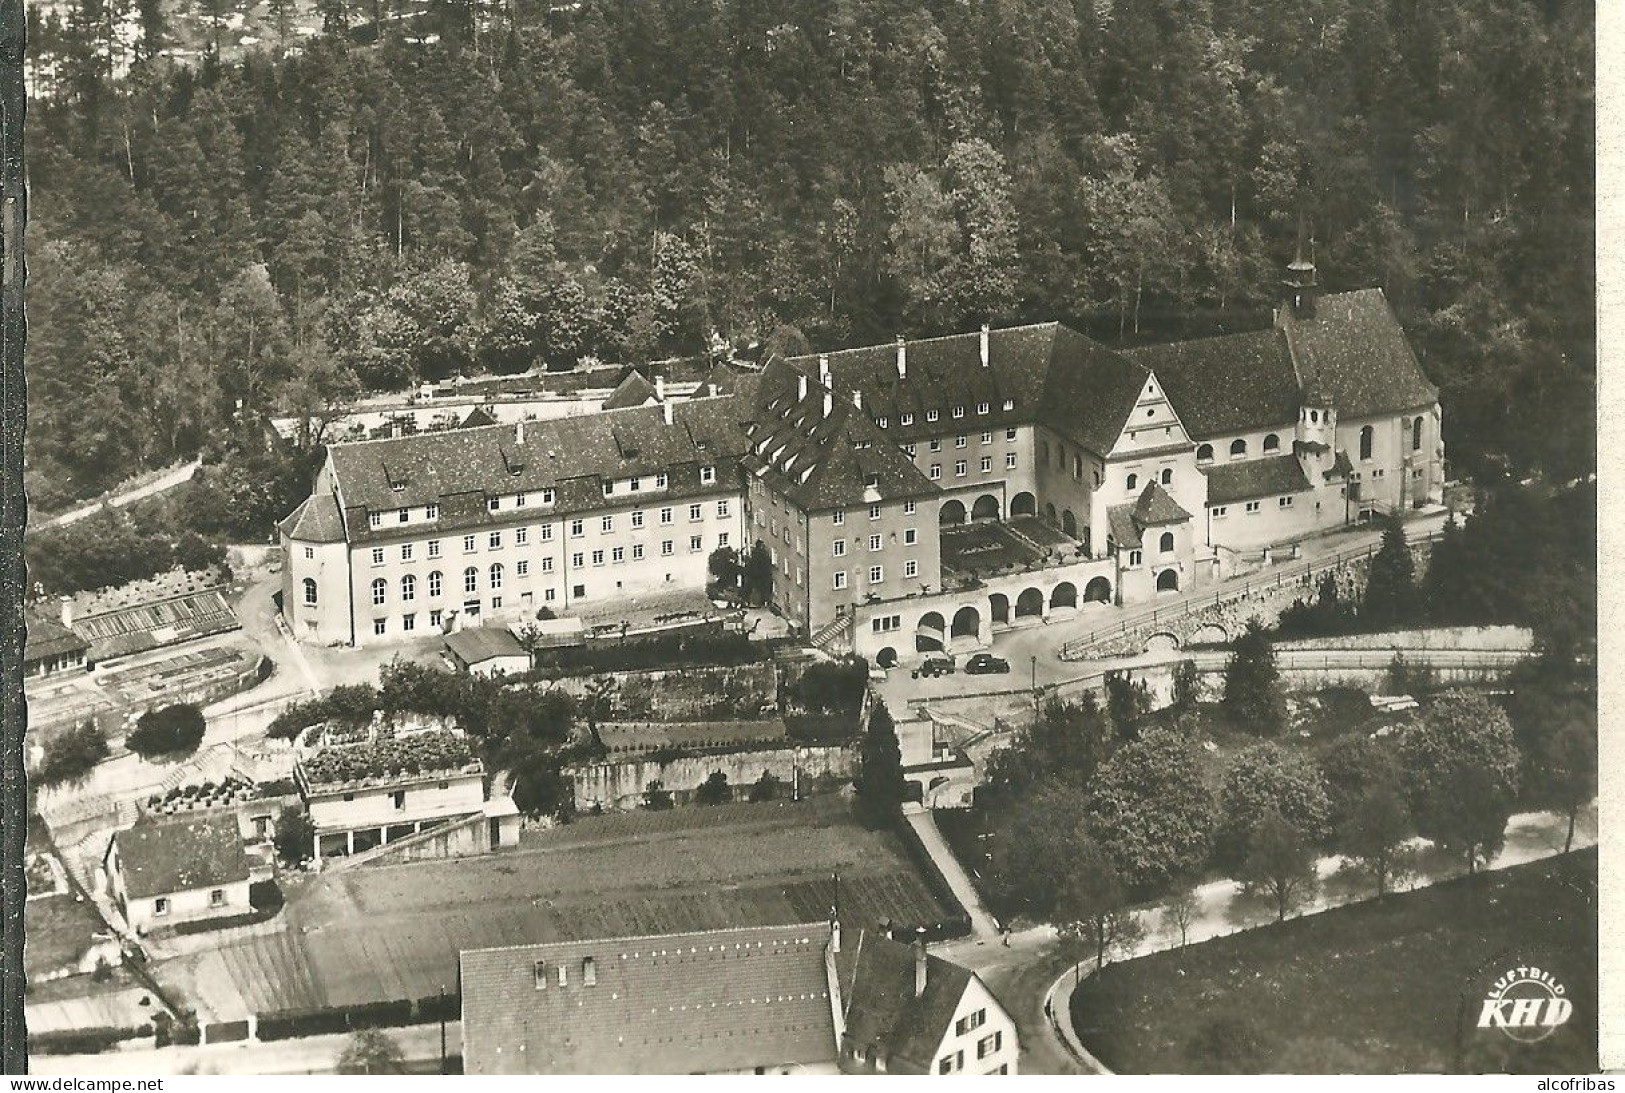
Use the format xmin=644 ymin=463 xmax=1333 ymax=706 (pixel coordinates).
xmin=907 ymin=575 xmax=1113 ymax=654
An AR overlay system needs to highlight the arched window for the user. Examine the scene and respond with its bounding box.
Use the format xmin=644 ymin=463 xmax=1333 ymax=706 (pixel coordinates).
xmin=302 ymin=578 xmax=318 ymax=606
xmin=1310 ymin=410 xmax=1320 ymax=424
xmin=1230 ymin=438 xmax=1247 ymax=459
xmin=1159 ymin=531 xmax=1175 ymax=554
xmin=1160 ymin=468 xmax=1173 ymax=485
xmin=1196 ymin=443 xmax=1214 ymax=464
xmin=428 ymin=571 xmax=443 ymax=598
xmin=1264 ymin=433 xmax=1280 ymax=453
xmin=1126 ymin=474 xmax=1138 ymax=491
xmin=489 ymin=563 xmax=504 ymax=589
xmin=371 ymin=578 xmax=387 ymax=606
xmin=464 ymin=567 xmax=479 ymax=595
xmin=1412 ymin=416 xmax=1424 ymax=451
xmin=401 ymin=574 xmax=416 ymax=602
xmin=1359 ymin=425 xmax=1374 ymax=461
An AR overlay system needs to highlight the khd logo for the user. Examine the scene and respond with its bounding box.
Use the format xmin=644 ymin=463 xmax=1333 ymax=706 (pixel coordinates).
xmin=1477 ymin=967 xmax=1574 ymax=1043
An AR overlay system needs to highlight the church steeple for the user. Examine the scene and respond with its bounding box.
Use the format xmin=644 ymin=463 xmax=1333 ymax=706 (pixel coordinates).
xmin=1282 ymin=212 xmax=1318 ymax=319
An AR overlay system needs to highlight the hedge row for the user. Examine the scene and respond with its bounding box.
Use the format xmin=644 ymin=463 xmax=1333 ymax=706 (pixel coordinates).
xmin=257 ymin=998 xmax=418 ymax=1041
xmin=29 ymin=1026 xmax=147 ymax=1056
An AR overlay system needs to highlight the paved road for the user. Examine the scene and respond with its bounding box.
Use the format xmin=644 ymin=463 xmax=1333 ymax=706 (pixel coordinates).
xmin=34 ymin=459 xmax=203 ymax=531
xmin=903 ymin=805 xmax=1002 ymax=941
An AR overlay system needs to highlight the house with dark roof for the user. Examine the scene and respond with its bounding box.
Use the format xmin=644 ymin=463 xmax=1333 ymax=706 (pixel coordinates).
xmin=103 ymin=813 xmax=255 ymax=933
xmin=458 ymin=921 xmax=1016 ymax=1075
xmin=835 ymin=929 xmax=1018 ymax=1075
xmin=24 ymin=605 xmax=88 ymax=680
xmin=277 ymin=252 xmax=1439 ymax=660
xmin=443 ymin=625 xmax=531 ymax=677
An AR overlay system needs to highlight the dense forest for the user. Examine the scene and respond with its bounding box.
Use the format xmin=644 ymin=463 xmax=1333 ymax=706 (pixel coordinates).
xmin=25 ymin=0 xmax=1594 ymax=512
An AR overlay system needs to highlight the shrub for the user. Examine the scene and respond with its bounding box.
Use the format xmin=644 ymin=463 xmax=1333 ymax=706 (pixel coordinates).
xmin=274 ymin=805 xmax=315 ymax=867
xmin=748 ymin=770 xmax=781 ymax=802
xmin=37 ymin=720 xmax=109 ymax=786
xmin=695 ymin=770 xmax=731 ymax=805
xmin=29 ymin=1027 xmax=136 ymax=1056
xmin=126 ymin=704 xmax=206 ymax=758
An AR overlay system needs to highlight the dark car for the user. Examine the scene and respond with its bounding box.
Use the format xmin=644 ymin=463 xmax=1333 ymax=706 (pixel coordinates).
xmin=913 ymin=655 xmax=956 ymax=678
xmin=964 ymin=653 xmax=1011 ymax=675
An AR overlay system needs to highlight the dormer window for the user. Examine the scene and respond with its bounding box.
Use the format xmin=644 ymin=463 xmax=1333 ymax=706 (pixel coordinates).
xmin=926 ymin=410 xmax=939 ymax=423
xmin=540 ymin=489 xmax=555 ymax=505
xmin=630 ymin=477 xmax=641 ymax=491
xmin=583 ymin=957 xmax=597 ymax=986
xmin=390 ymin=482 xmax=405 ymax=494
xmin=878 ymin=417 xmax=888 ymax=429
xmin=369 ymin=512 xmax=382 ymax=529
xmin=977 ymin=401 xmax=989 ymax=415
xmin=516 ymin=493 xmax=527 ymax=507
xmin=426 ymin=503 xmax=439 ymax=519
xmin=952 ymin=406 xmax=965 ymax=419
xmin=864 ymin=473 xmax=880 ymax=488
xmin=900 ymin=413 xmax=914 ymax=426
xmin=534 ymin=961 xmax=547 ymax=989
xmin=701 ymin=465 xmax=716 ymax=484
xmin=488 ymin=497 xmax=500 ymax=512
xmin=397 ymin=507 xmax=409 ymax=523
xmin=656 ymin=472 xmax=669 ymax=489
xmin=1003 ymin=399 xmax=1014 ymax=411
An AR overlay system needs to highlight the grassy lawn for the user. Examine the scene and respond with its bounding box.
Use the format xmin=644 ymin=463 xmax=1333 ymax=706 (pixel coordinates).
xmin=157 ymin=794 xmax=957 ymax=1019
xmin=1071 ymin=849 xmax=1597 ymax=1074
xmin=23 ymin=893 xmax=103 ymax=981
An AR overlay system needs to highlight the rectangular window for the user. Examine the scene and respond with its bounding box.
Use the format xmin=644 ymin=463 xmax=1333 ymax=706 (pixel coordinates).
xmin=602 ymin=515 xmax=614 ymax=533
xmin=1246 ymin=500 xmax=1262 ymax=514
xmin=570 ymin=519 xmax=584 ymax=538
xmin=977 ymin=401 xmax=990 ymax=415
xmin=632 ymin=510 xmax=645 ymax=528
xmin=1006 ymin=427 xmax=1017 ymax=440
xmin=930 ymin=464 xmax=942 ymax=480
xmin=1006 ymin=452 xmax=1017 ymax=469
xmin=154 ymin=898 xmax=169 ymax=916
xmin=980 ymin=456 xmax=993 ymax=473
xmin=717 ymin=500 xmax=730 ymax=518
xmin=542 ymin=557 xmax=554 ymax=572
xmin=517 ymin=560 xmax=529 ymax=576
xmin=977 ymin=1032 xmax=1002 ymax=1059
xmin=662 ymin=540 xmax=674 ymax=556
xmin=629 ymin=477 xmax=640 ymax=492
xmin=656 ymin=472 xmax=668 ymax=489
xmin=428 ymin=540 xmax=441 ymax=558
xmin=488 ymin=497 xmax=500 ymax=512
xmin=373 ymin=618 xmax=387 ymax=636
xmin=1129 ymin=549 xmax=1143 ymax=567
xmin=489 ymin=531 xmax=502 ymax=549
xmin=369 ymin=512 xmax=382 ymax=529
xmin=869 ymin=534 xmax=882 ymax=551
xmin=701 ymin=465 xmax=716 ymax=484
xmin=689 ymin=503 xmax=703 ymax=521
xmin=516 ymin=527 xmax=528 ymax=545
xmin=541 ymin=524 xmax=555 ymax=541
xmin=981 ymin=430 xmax=992 ymax=444
xmin=612 ymin=546 xmax=624 ymax=563
xmin=869 ymin=504 xmax=882 ymax=520
xmin=371 ymin=548 xmax=385 ymax=566
xmin=929 ymin=438 xmax=942 ymax=452
xmin=904 ymin=559 xmax=918 ymax=578
xmin=541 ymin=488 xmax=555 ymax=505
xmin=426 ymin=503 xmax=439 ymax=520
xmin=955 ymin=460 xmax=967 ymax=477
xmin=660 ymin=508 xmax=674 ymax=525
xmin=464 ymin=535 xmax=477 ymax=553
xmin=869 ymin=565 xmax=884 ymax=583
xmin=904 ymin=528 xmax=917 ymax=545
xmin=304 ymin=546 xmax=314 ymax=559
xmin=833 ymin=571 xmax=847 ymax=590
xmin=833 ymin=509 xmax=845 ymax=525
xmin=402 ymin=613 xmax=415 ymax=632
xmin=397 ymin=507 xmax=409 ymax=524
xmin=926 ymin=409 xmax=940 ymax=423
xmin=591 ymin=550 xmax=604 ymax=566
xmin=209 ymin=888 xmax=226 ymax=908
xmin=1279 ymin=496 xmax=1295 ymax=508
xmin=515 ymin=493 xmax=527 ymax=508
xmin=901 ymin=412 xmax=914 ymax=426
xmin=956 ymin=434 xmax=967 ymax=449
xmin=602 ymin=480 xmax=614 ymax=497
xmin=939 ymin=1057 xmax=953 ymax=1075
xmin=572 ymin=552 xmax=585 ymax=568
xmin=834 ymin=540 xmax=846 ymax=557
xmin=689 ymin=535 xmax=703 ymax=552
xmin=632 ymin=543 xmax=644 ymax=559
xmin=904 ymin=501 xmax=916 ymax=516
xmin=1212 ymin=506 xmax=1228 ymax=519
xmin=878 ymin=416 xmax=889 ymax=429
xmin=430 ymin=609 xmax=443 ymax=627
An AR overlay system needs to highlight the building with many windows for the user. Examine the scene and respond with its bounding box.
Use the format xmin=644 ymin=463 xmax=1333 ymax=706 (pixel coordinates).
xmin=281 ymin=260 xmax=1440 ymax=660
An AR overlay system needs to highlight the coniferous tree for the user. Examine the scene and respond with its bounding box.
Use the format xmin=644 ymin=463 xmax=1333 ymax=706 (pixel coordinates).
xmin=1222 ymin=622 xmax=1288 ymax=736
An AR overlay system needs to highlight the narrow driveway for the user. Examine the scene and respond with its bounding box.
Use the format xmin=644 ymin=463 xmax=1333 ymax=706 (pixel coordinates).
xmin=34 ymin=458 xmax=203 ymax=530
xmin=903 ymin=805 xmax=1002 ymax=941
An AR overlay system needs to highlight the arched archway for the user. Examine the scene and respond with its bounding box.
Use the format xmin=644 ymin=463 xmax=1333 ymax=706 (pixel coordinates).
xmin=1084 ymin=576 xmax=1112 ymax=603
xmin=939 ymin=499 xmax=968 ymax=527
xmin=1061 ymin=510 xmax=1078 ymax=537
xmin=916 ymin=611 xmax=946 ymax=652
xmin=950 ymin=605 xmax=981 ymax=639
xmin=1189 ymin=624 xmax=1228 ymax=645
xmin=1015 ymin=587 xmax=1044 ymax=618
xmin=1145 ymin=632 xmax=1181 ymax=653
xmin=876 ymin=646 xmax=898 ymax=669
xmin=989 ymin=593 xmax=1010 ymax=625
xmin=1156 ymin=568 xmax=1180 ymax=592
xmin=1010 ymin=491 xmax=1036 ymax=517
xmin=1043 ymin=503 xmax=1058 ymax=525
xmin=1050 ymin=582 xmax=1077 ymax=609
xmin=972 ymin=494 xmax=1001 ymax=521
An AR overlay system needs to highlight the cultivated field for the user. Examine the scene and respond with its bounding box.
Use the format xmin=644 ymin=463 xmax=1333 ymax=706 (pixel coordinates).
xmin=1071 ymin=849 xmax=1597 ymax=1074
xmin=157 ymin=795 xmax=958 ymax=1020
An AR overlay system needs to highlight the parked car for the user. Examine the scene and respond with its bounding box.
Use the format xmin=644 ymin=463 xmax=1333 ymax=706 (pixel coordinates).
xmin=913 ymin=655 xmax=956 ymax=678
xmin=964 ymin=653 xmax=1011 ymax=675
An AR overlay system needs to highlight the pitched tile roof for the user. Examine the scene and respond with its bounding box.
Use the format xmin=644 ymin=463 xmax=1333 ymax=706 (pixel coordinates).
xmin=278 ymin=493 xmax=347 ymax=544
xmin=460 ymin=406 xmax=497 ymax=429
xmin=24 ymin=611 xmax=88 ymax=662
xmin=1133 ymin=482 xmax=1190 ymax=526
xmin=741 ymin=360 xmax=938 ymax=512
xmin=1202 ymin=454 xmax=1314 ymax=505
xmin=601 ymin=370 xmax=658 ymax=411
xmin=1279 ymin=290 xmax=1438 ymax=417
xmin=459 ymin=923 xmax=837 ymax=1074
xmin=788 ymin=323 xmax=1148 ymax=456
xmin=443 ymin=626 xmax=529 ymax=665
xmin=325 ymin=398 xmax=752 ymax=539
xmin=111 ymin=814 xmax=251 ymax=899
xmin=834 ymin=930 xmax=974 ymax=1074
xmin=1123 ymin=328 xmax=1301 ymax=438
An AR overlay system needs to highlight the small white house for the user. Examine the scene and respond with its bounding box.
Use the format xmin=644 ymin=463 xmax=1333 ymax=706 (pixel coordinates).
xmin=104 ymin=814 xmax=254 ymax=934
xmin=444 ymin=627 xmax=532 ymax=678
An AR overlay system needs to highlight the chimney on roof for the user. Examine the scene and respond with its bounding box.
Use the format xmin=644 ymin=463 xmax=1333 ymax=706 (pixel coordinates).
xmin=830 ymin=910 xmax=841 ymax=954
xmin=798 ymin=373 xmax=808 ymax=402
xmin=516 ymin=420 xmax=524 ymax=445
xmin=819 ymin=354 xmax=831 ymax=388
xmin=980 ymin=323 xmax=991 ymax=368
xmin=655 ymin=374 xmax=666 ymax=403
xmin=823 ymin=389 xmax=833 ymax=418
xmin=59 ymin=596 xmax=72 ymax=628
xmin=662 ymin=394 xmax=673 ymax=426
xmin=852 ymin=389 xmax=863 ymax=411
xmin=913 ymin=931 xmax=928 ymax=998
xmin=895 ymin=335 xmax=907 ymax=380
